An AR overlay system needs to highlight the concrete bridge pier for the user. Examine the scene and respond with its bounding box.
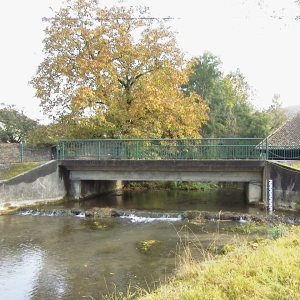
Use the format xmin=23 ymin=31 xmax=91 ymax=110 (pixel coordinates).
xmin=70 ymin=180 xmax=82 ymax=200
xmin=244 ymin=181 xmax=262 ymax=204
xmin=69 ymin=179 xmax=123 ymax=200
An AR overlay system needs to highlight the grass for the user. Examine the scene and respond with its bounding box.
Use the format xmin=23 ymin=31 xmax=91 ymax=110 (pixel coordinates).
xmin=138 ymin=224 xmax=300 ymax=300
xmin=123 ymin=181 xmax=218 ymax=191
xmin=290 ymin=163 xmax=300 ymax=170
xmin=95 ymin=223 xmax=300 ymax=299
xmin=0 ymin=162 xmax=44 ymax=180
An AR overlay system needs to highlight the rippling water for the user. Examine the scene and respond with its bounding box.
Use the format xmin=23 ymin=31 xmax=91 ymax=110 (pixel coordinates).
xmin=0 ymin=188 xmax=279 ymax=299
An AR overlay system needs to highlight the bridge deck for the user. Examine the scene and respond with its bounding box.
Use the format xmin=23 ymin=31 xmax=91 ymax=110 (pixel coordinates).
xmin=59 ymin=159 xmax=265 ymax=182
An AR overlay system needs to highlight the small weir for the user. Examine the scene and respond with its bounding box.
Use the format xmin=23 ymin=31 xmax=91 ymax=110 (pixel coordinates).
xmin=15 ymin=206 xmax=300 ymax=225
xmin=17 ymin=208 xmax=183 ymax=222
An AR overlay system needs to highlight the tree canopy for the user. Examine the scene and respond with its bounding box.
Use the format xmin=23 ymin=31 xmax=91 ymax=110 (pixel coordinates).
xmin=0 ymin=104 xmax=38 ymax=143
xmin=183 ymin=52 xmax=288 ymax=138
xmin=31 ymin=0 xmax=208 ymax=139
xmin=184 ymin=52 xmax=254 ymax=137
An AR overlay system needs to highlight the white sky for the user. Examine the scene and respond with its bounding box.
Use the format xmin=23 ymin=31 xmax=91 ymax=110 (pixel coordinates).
xmin=0 ymin=0 xmax=299 ymax=123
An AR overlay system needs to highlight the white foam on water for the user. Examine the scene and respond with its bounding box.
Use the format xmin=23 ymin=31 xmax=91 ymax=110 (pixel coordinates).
xmin=120 ymin=214 xmax=182 ymax=223
xmin=74 ymin=212 xmax=85 ymax=218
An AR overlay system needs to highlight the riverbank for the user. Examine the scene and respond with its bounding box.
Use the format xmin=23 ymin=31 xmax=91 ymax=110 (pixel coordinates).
xmin=135 ymin=224 xmax=300 ymax=300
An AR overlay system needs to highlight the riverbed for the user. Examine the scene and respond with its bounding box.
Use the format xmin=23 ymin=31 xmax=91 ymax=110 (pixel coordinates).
xmin=0 ymin=188 xmax=293 ymax=299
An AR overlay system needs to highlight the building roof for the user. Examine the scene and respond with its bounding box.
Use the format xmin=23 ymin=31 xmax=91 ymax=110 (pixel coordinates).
xmin=264 ymin=111 xmax=300 ymax=148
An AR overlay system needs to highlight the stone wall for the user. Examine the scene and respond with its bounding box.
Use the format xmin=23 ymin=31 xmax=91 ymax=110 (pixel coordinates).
xmin=0 ymin=143 xmax=20 ymax=163
xmin=0 ymin=143 xmax=53 ymax=163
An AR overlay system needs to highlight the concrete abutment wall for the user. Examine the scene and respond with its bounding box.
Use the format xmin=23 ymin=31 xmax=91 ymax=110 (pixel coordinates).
xmin=0 ymin=161 xmax=66 ymax=210
xmin=268 ymin=162 xmax=300 ymax=211
xmin=0 ymin=161 xmax=122 ymax=210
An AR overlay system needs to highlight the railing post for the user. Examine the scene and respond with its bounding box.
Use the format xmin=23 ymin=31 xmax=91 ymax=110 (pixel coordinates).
xmin=20 ymin=143 xmax=24 ymax=163
xmin=266 ymin=138 xmax=269 ymax=160
xmin=98 ymin=140 xmax=101 ymax=160
xmin=62 ymin=142 xmax=65 ymax=160
xmin=56 ymin=142 xmax=59 ymax=159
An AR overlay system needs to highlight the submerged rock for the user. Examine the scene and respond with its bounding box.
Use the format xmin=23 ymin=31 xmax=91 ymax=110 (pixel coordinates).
xmin=84 ymin=207 xmax=120 ymax=218
xmin=136 ymin=239 xmax=162 ymax=254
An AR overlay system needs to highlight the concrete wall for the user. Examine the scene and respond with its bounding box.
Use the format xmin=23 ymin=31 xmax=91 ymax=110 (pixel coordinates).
xmin=0 ymin=161 xmax=66 ymax=210
xmin=268 ymin=161 xmax=300 ymax=211
xmin=0 ymin=161 xmax=123 ymax=210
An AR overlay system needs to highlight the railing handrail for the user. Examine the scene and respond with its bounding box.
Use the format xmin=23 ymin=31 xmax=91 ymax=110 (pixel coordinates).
xmin=56 ymin=138 xmax=267 ymax=160
xmin=57 ymin=137 xmax=264 ymax=142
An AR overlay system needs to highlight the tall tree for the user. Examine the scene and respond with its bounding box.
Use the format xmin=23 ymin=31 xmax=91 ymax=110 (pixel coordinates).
xmin=0 ymin=104 xmax=38 ymax=143
xmin=221 ymin=70 xmax=254 ymax=137
xmin=246 ymin=94 xmax=287 ymax=138
xmin=31 ymin=0 xmax=208 ymax=139
xmin=266 ymin=94 xmax=287 ymax=131
xmin=185 ymin=53 xmax=254 ymax=137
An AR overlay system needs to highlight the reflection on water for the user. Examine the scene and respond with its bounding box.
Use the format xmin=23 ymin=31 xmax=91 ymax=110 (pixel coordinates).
xmin=0 ymin=188 xmax=268 ymax=299
xmin=0 ymin=246 xmax=44 ymax=299
xmin=75 ymin=188 xmax=264 ymax=215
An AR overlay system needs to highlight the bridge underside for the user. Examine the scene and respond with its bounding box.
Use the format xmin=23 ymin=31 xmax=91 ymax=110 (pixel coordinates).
xmin=59 ymin=160 xmax=266 ymax=203
xmin=60 ymin=159 xmax=264 ymax=182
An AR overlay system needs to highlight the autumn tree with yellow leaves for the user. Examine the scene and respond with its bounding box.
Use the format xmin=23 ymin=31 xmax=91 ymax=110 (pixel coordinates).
xmin=31 ymin=0 xmax=208 ymax=139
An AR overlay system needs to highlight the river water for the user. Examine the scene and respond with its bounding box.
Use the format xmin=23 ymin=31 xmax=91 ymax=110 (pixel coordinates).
xmin=0 ymin=188 xmax=285 ymax=299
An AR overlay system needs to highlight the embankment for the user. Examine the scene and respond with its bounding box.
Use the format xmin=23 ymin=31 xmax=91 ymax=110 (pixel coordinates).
xmin=0 ymin=161 xmax=66 ymax=210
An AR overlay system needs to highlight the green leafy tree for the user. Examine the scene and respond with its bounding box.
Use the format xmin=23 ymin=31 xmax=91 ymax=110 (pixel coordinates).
xmin=31 ymin=0 xmax=208 ymax=139
xmin=185 ymin=52 xmax=254 ymax=137
xmin=0 ymin=104 xmax=38 ymax=143
xmin=266 ymin=94 xmax=287 ymax=132
xmin=246 ymin=94 xmax=287 ymax=138
xmin=246 ymin=111 xmax=272 ymax=138
xmin=221 ymin=70 xmax=254 ymax=137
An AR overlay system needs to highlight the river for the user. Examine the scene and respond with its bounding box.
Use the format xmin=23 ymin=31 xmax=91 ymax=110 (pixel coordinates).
xmin=0 ymin=188 xmax=289 ymax=299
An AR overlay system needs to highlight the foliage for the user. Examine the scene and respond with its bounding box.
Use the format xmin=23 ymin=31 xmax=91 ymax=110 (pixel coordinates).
xmin=266 ymin=94 xmax=288 ymax=131
xmin=31 ymin=0 xmax=208 ymax=139
xmin=0 ymin=103 xmax=38 ymax=143
xmin=184 ymin=53 xmax=254 ymax=137
xmin=0 ymin=162 xmax=43 ymax=180
xmin=184 ymin=52 xmax=287 ymax=138
xmin=267 ymin=223 xmax=289 ymax=239
xmin=26 ymin=122 xmax=70 ymax=147
xmin=246 ymin=94 xmax=287 ymax=138
xmin=123 ymin=181 xmax=218 ymax=191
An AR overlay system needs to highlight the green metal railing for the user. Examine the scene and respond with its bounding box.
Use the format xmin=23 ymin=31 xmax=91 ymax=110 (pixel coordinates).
xmin=56 ymin=138 xmax=267 ymax=160
xmin=266 ymin=146 xmax=300 ymax=160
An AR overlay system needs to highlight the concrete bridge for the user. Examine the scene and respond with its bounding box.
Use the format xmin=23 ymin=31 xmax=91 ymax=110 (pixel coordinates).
xmin=2 ymin=138 xmax=300 ymax=212
xmin=57 ymin=138 xmax=271 ymax=204
xmin=59 ymin=159 xmax=266 ymax=203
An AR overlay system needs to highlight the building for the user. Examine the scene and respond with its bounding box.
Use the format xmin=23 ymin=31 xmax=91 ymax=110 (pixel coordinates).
xmin=260 ymin=111 xmax=300 ymax=160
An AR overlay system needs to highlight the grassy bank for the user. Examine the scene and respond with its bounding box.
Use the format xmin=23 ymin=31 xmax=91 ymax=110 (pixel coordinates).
xmin=137 ymin=224 xmax=300 ymax=300
xmin=0 ymin=162 xmax=43 ymax=180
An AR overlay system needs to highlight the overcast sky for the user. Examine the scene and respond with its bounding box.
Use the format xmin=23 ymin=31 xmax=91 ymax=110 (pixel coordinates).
xmin=0 ymin=0 xmax=299 ymax=123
